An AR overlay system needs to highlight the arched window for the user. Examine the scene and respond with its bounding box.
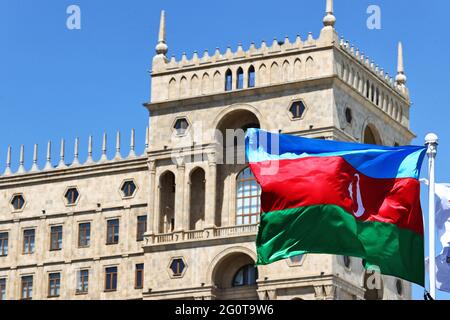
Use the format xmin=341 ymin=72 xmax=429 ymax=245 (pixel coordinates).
xmin=232 ymin=264 xmax=258 ymax=287
xmin=236 ymin=167 xmax=261 ymax=225
xmin=248 ymin=65 xmax=255 ymax=88
xmin=225 ymin=69 xmax=233 ymax=91
xmin=236 ymin=68 xmax=244 ymax=89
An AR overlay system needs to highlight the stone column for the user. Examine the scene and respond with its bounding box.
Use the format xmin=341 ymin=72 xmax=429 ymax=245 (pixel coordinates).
xmin=146 ymin=161 xmax=156 ymax=236
xmin=184 ymin=180 xmax=191 ymax=231
xmin=153 ymin=179 xmax=161 ymax=235
xmin=174 ymin=156 xmax=185 ymax=232
xmin=205 ymin=152 xmax=217 ymax=228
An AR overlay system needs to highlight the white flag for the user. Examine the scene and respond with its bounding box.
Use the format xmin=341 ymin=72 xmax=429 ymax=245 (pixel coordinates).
xmin=434 ymin=183 xmax=450 ymax=293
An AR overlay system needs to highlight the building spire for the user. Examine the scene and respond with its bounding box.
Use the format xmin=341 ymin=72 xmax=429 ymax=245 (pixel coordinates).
xmin=3 ymin=146 xmax=12 ymax=176
xmin=44 ymin=141 xmax=53 ymax=170
xmin=115 ymin=131 xmax=122 ymax=160
xmin=155 ymin=10 xmax=168 ymax=55
xmin=18 ymin=145 xmax=26 ymax=174
xmin=323 ymin=0 xmax=336 ymax=28
xmin=395 ymin=42 xmax=407 ymax=85
xmin=30 ymin=144 xmax=39 ymax=172
xmin=72 ymin=137 xmax=80 ymax=166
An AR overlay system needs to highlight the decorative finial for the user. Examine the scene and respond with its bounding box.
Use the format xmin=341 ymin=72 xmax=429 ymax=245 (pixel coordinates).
xmin=72 ymin=137 xmax=80 ymax=166
xmin=44 ymin=141 xmax=53 ymax=170
xmin=323 ymin=0 xmax=336 ymax=28
xmin=30 ymin=144 xmax=39 ymax=172
xmin=115 ymin=131 xmax=122 ymax=160
xmin=86 ymin=135 xmax=94 ymax=164
xmin=395 ymin=42 xmax=407 ymax=85
xmin=58 ymin=139 xmax=67 ymax=168
xmin=18 ymin=145 xmax=26 ymax=174
xmin=128 ymin=129 xmax=136 ymax=158
xmin=155 ymin=10 xmax=168 ymax=55
xmin=3 ymin=146 xmax=12 ymax=176
xmin=100 ymin=133 xmax=108 ymax=163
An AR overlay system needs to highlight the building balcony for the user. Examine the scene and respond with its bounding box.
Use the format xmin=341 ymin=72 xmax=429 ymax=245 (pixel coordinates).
xmin=143 ymin=224 xmax=258 ymax=252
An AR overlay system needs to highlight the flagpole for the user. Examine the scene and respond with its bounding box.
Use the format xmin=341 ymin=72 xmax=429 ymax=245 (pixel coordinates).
xmin=425 ymin=133 xmax=438 ymax=299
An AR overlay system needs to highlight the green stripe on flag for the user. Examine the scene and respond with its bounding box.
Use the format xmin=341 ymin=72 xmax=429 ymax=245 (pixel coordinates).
xmin=256 ymin=205 xmax=424 ymax=286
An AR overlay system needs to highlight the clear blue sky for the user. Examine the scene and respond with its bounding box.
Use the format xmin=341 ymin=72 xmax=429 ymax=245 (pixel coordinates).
xmin=1 ymin=0 xmax=449 ymax=300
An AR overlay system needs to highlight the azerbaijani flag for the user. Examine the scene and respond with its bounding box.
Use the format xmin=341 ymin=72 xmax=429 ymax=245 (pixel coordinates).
xmin=245 ymin=129 xmax=427 ymax=286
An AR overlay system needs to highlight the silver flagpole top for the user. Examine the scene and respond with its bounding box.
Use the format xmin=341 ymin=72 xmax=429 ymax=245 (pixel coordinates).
xmin=425 ymin=133 xmax=438 ymax=157
xmin=425 ymin=133 xmax=438 ymax=145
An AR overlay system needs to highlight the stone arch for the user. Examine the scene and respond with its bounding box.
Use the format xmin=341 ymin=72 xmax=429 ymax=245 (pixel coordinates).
xmin=270 ymin=62 xmax=280 ymax=84
xmin=201 ymin=72 xmax=210 ymax=95
xmin=159 ymin=170 xmax=176 ymax=233
xmin=213 ymin=71 xmax=222 ymax=92
xmin=212 ymin=106 xmax=262 ymax=225
xmin=213 ymin=104 xmax=263 ymax=135
xmin=207 ymin=246 xmax=257 ymax=288
xmin=191 ymin=74 xmax=200 ymax=96
xmin=282 ymin=60 xmax=291 ymax=82
xmin=180 ymin=76 xmax=189 ymax=98
xmin=168 ymin=77 xmax=177 ymax=100
xmin=189 ymin=167 xmax=206 ymax=230
xmin=294 ymin=58 xmax=302 ymax=79
xmin=305 ymin=56 xmax=314 ymax=78
xmin=258 ymin=63 xmax=268 ymax=86
xmin=363 ymin=123 xmax=383 ymax=145
xmin=214 ymin=107 xmax=261 ymax=165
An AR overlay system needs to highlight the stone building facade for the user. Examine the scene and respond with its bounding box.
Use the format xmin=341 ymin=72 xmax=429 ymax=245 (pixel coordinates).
xmin=0 ymin=0 xmax=414 ymax=300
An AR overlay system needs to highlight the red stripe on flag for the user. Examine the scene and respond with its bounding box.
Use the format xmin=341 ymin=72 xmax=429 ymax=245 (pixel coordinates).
xmin=250 ymin=156 xmax=424 ymax=235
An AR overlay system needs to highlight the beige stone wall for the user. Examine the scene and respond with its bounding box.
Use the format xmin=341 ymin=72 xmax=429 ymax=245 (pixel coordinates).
xmin=0 ymin=160 xmax=149 ymax=300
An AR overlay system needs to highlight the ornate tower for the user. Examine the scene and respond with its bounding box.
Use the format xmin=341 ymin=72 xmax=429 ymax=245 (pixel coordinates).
xmin=142 ymin=1 xmax=412 ymax=300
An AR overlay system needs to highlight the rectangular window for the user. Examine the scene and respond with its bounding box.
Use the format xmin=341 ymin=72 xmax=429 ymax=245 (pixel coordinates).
xmin=0 ymin=232 xmax=8 ymax=256
xmin=21 ymin=276 xmax=33 ymax=300
xmin=23 ymin=229 xmax=35 ymax=254
xmin=136 ymin=216 xmax=147 ymax=242
xmin=105 ymin=267 xmax=118 ymax=292
xmin=77 ymin=269 xmax=89 ymax=294
xmin=78 ymin=223 xmax=91 ymax=248
xmin=0 ymin=278 xmax=6 ymax=300
xmin=106 ymin=219 xmax=119 ymax=245
xmin=48 ymin=273 xmax=61 ymax=298
xmin=135 ymin=264 xmax=144 ymax=289
xmin=50 ymin=226 xmax=63 ymax=251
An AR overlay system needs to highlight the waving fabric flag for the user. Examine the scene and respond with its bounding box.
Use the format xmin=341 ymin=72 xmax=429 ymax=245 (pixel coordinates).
xmin=245 ymin=129 xmax=427 ymax=286
xmin=434 ymin=183 xmax=450 ymax=292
